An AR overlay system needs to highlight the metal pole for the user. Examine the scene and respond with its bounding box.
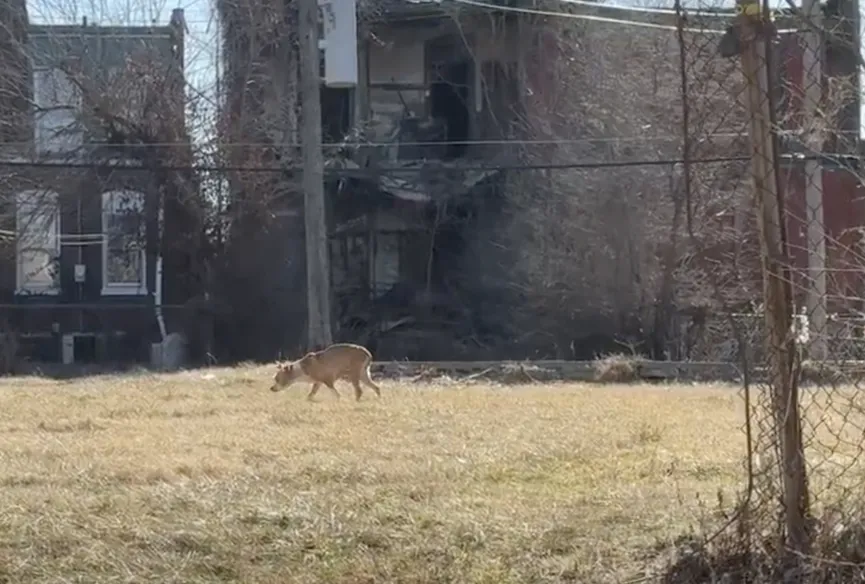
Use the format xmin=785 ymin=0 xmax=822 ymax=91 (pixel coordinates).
xmin=801 ymin=0 xmax=828 ymax=360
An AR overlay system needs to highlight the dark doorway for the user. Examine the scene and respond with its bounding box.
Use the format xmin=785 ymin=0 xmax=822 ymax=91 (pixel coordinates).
xmin=320 ymin=87 xmax=352 ymax=144
xmin=429 ymin=61 xmax=470 ymax=159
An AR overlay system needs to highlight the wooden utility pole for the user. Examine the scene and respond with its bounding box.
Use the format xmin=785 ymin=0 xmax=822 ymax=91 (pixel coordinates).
xmin=801 ymin=0 xmax=827 ymax=360
xmin=299 ymin=0 xmax=333 ymax=349
xmin=735 ymin=0 xmax=810 ymax=555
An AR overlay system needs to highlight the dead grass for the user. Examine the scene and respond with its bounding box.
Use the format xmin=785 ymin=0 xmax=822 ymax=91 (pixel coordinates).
xmin=0 ymin=366 xmax=748 ymax=583
xmin=593 ymin=353 xmax=646 ymax=383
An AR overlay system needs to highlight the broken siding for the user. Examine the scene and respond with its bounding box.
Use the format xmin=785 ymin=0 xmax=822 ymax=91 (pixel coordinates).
xmin=366 ymin=17 xmax=529 ymax=160
xmin=330 ymin=208 xmax=427 ymax=299
xmin=368 ymin=31 xmax=426 ymax=142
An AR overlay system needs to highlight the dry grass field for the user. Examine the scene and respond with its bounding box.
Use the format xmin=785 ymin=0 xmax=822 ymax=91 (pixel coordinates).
xmin=0 ymin=366 xmax=749 ymax=583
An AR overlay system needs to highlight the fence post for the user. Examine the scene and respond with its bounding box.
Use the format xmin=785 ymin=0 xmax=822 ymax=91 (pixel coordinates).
xmin=735 ymin=0 xmax=810 ymax=556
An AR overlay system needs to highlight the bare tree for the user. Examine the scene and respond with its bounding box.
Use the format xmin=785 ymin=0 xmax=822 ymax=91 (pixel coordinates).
xmin=214 ymin=0 xmax=309 ymax=360
xmin=489 ymin=12 xmax=753 ymax=359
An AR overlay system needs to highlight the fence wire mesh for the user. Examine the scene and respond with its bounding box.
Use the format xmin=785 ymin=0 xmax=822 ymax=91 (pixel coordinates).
xmin=677 ymin=0 xmax=865 ymax=578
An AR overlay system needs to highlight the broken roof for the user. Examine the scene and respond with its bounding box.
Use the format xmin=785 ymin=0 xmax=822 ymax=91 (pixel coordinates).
xmin=327 ymin=157 xmax=500 ymax=203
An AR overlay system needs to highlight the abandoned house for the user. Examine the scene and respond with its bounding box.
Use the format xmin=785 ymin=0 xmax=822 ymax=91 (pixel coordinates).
xmin=218 ymin=0 xmax=533 ymax=360
xmin=218 ymin=0 xmax=863 ymax=361
xmin=0 ymin=9 xmax=192 ymax=366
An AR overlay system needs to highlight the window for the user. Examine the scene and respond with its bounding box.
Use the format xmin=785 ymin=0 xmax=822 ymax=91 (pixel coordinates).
xmin=103 ymin=59 xmax=150 ymax=127
xmin=33 ymin=67 xmax=82 ymax=154
xmin=16 ymin=190 xmax=60 ymax=295
xmin=102 ymin=190 xmax=146 ymax=295
xmin=370 ymin=232 xmax=400 ymax=298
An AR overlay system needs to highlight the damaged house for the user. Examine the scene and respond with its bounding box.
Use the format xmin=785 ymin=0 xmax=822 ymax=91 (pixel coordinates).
xmin=219 ymin=0 xmax=862 ymax=361
xmin=220 ymin=0 xmax=531 ymax=360
xmin=218 ymin=0 xmax=737 ymax=361
xmin=325 ymin=5 xmax=528 ymax=359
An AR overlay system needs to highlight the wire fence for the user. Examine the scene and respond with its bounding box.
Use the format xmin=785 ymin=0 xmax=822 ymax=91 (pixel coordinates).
xmin=672 ymin=0 xmax=865 ymax=578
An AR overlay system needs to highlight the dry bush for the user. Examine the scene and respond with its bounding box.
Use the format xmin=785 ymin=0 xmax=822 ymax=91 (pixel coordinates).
xmin=662 ymin=505 xmax=865 ymax=583
xmin=593 ymin=353 xmax=646 ymax=383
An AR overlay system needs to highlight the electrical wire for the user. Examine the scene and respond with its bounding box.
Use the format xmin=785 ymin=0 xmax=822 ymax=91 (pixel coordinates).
xmin=453 ymin=0 xmax=717 ymax=32
xmin=550 ymin=0 xmax=741 ymax=18
xmin=1 ymin=151 xmax=847 ymax=174
xmin=0 ymin=134 xmax=747 ymax=149
xmin=0 ymin=155 xmax=751 ymax=173
xmin=450 ymin=0 xmax=798 ymax=34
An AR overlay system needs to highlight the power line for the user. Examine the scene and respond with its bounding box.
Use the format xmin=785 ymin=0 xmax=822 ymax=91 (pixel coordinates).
xmin=0 ymin=134 xmax=747 ymax=149
xmin=0 ymin=303 xmax=188 ymax=310
xmin=453 ymin=0 xmax=714 ymax=31
xmin=450 ymin=0 xmax=799 ymax=34
xmin=550 ymin=0 xmax=737 ymax=18
xmin=0 ymin=155 xmax=751 ymax=173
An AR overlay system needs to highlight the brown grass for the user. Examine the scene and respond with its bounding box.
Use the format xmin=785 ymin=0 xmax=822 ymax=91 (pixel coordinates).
xmin=0 ymin=366 xmax=748 ymax=583
xmin=593 ymin=353 xmax=646 ymax=383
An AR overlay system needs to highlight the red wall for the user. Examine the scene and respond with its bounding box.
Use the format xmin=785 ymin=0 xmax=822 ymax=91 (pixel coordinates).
xmin=779 ymin=165 xmax=865 ymax=312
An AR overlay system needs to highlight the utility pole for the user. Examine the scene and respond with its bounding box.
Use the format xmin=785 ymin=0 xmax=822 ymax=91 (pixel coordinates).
xmin=298 ymin=0 xmax=333 ymax=349
xmin=801 ymin=0 xmax=828 ymax=360
xmin=735 ymin=0 xmax=810 ymax=556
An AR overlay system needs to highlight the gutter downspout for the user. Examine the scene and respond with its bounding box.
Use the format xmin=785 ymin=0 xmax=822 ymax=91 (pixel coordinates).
xmin=155 ymin=197 xmax=167 ymax=341
xmin=156 ymin=256 xmax=167 ymax=340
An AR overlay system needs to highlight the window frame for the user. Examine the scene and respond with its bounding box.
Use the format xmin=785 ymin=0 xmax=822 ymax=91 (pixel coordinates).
xmin=101 ymin=189 xmax=148 ymax=296
xmin=32 ymin=66 xmax=83 ymax=155
xmin=15 ymin=189 xmax=61 ymax=296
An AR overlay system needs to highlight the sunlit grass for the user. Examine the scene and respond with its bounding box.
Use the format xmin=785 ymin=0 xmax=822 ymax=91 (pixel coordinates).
xmin=0 ymin=367 xmax=747 ymax=583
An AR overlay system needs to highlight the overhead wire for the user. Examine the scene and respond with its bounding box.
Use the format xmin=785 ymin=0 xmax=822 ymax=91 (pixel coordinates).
xmin=548 ymin=0 xmax=790 ymax=18
xmin=0 ymin=134 xmax=748 ymax=149
xmin=450 ymin=0 xmax=798 ymax=34
xmin=0 ymin=155 xmax=753 ymax=173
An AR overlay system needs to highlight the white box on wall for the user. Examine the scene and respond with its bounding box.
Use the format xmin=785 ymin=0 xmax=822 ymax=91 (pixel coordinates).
xmin=319 ymin=0 xmax=358 ymax=87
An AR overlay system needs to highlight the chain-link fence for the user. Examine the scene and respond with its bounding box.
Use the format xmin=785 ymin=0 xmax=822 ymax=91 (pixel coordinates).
xmin=673 ymin=0 xmax=865 ymax=578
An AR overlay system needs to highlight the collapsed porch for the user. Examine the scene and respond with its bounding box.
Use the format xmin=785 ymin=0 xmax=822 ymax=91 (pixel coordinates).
xmin=329 ymin=164 xmax=503 ymax=360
